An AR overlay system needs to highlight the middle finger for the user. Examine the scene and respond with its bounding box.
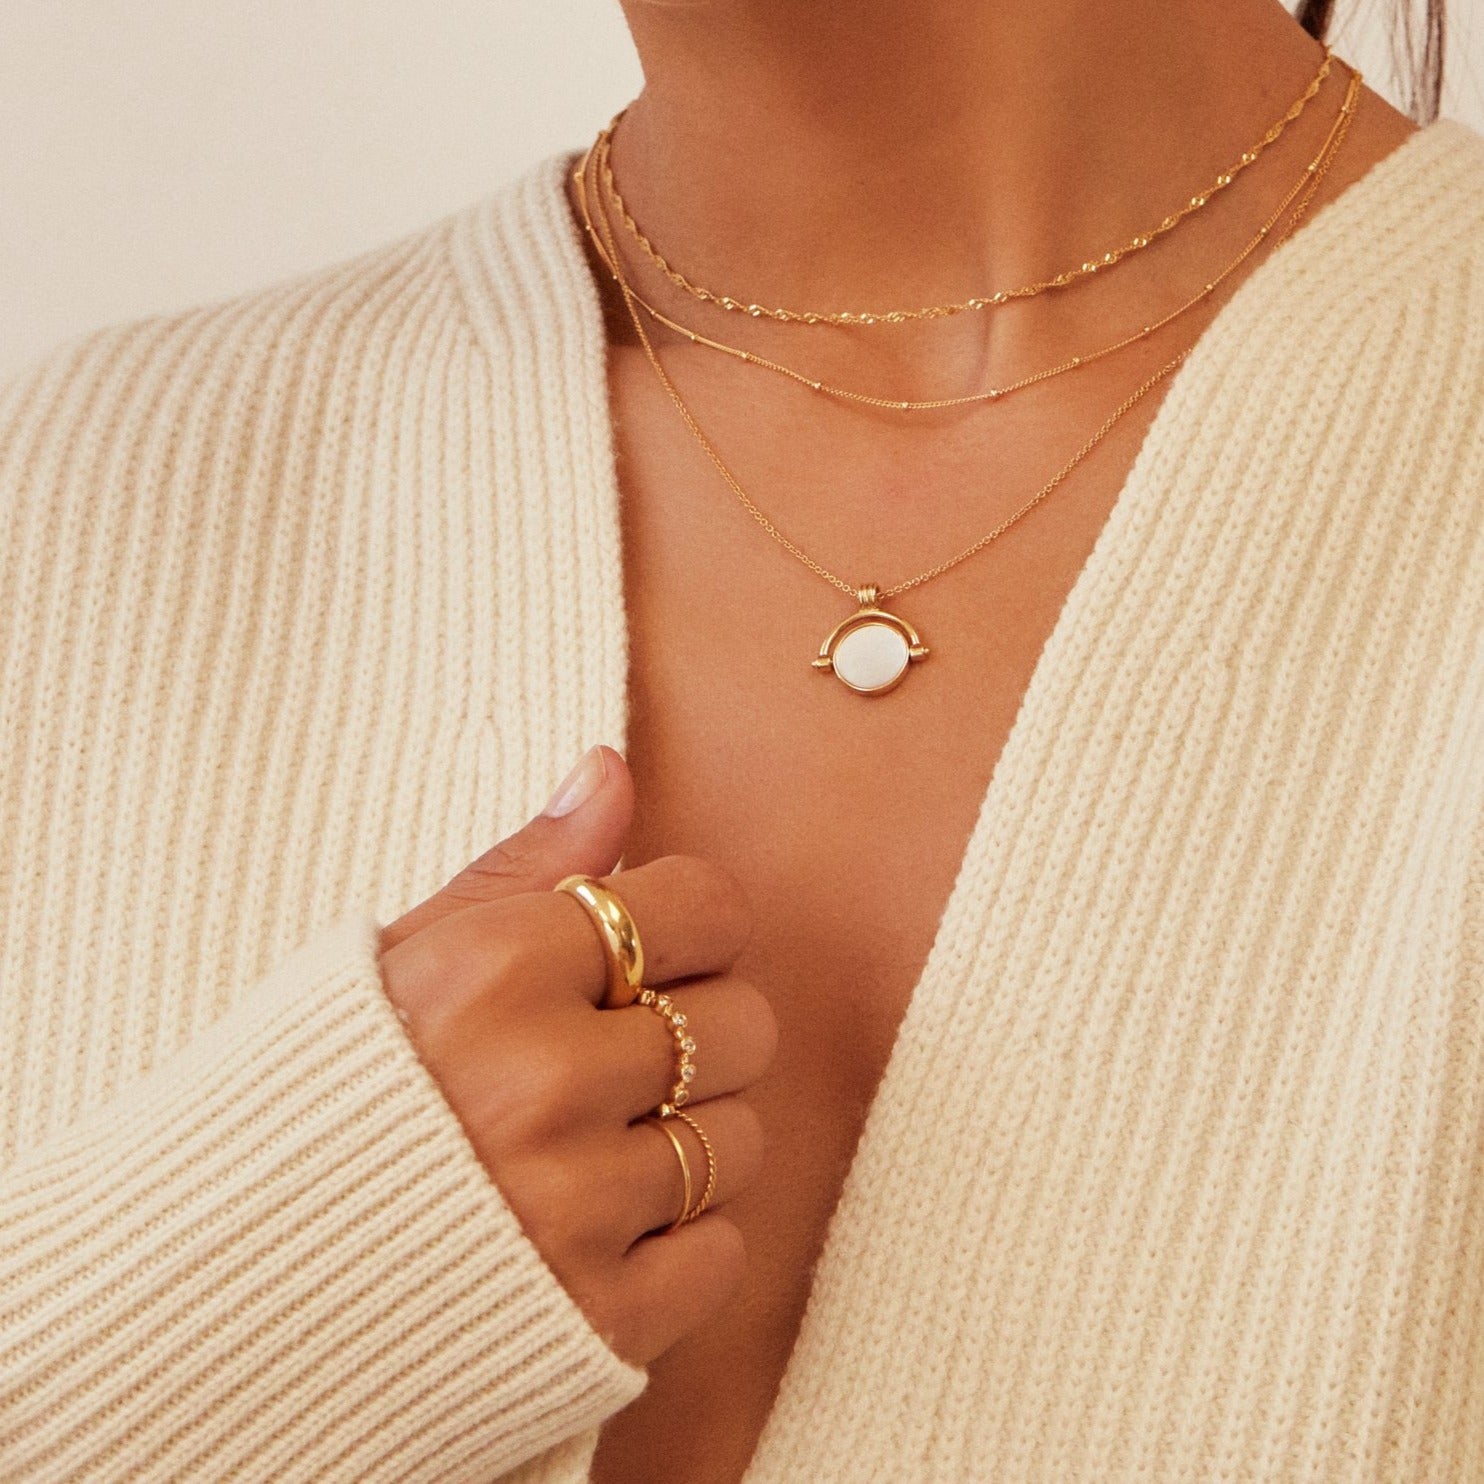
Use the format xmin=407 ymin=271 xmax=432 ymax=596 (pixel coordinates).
xmin=582 ymin=974 xmax=778 ymax=1124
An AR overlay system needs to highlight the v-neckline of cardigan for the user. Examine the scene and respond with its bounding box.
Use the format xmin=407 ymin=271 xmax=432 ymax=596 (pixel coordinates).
xmin=469 ymin=112 xmax=1448 ymax=1481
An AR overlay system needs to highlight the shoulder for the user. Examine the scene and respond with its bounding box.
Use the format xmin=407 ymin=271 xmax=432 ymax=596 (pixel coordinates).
xmin=3 ymin=201 xmax=446 ymax=422
xmin=0 ymin=213 xmax=455 ymax=538
xmin=0 ymin=149 xmax=581 ymax=533
xmin=1200 ymin=118 xmax=1484 ymax=443
xmin=1378 ymin=116 xmax=1484 ymax=243
xmin=1337 ymin=119 xmax=1484 ymax=445
xmin=1298 ymin=117 xmax=1484 ymax=321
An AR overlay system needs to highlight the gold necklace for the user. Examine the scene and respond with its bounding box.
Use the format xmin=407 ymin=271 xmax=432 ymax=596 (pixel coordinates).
xmin=595 ymin=46 xmax=1332 ymax=328
xmin=576 ymin=77 xmax=1352 ymax=416
xmin=582 ymin=68 xmax=1360 ymax=696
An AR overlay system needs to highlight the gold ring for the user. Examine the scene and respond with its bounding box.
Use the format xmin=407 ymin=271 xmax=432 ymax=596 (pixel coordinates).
xmin=553 ymin=873 xmax=645 ymax=1009
xmin=670 ymin=1110 xmax=716 ymax=1222
xmin=646 ymin=1116 xmax=693 ymax=1234
xmin=635 ymin=986 xmax=696 ymax=1116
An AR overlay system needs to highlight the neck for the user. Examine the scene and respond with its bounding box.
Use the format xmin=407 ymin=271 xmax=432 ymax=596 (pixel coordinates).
xmin=605 ymin=0 xmax=1327 ymax=316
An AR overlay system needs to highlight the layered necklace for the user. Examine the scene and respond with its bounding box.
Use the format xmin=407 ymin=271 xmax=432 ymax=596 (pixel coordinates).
xmin=572 ymin=51 xmax=1361 ymax=697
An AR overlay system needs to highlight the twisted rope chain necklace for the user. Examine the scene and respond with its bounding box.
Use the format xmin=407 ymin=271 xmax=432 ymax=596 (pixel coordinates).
xmin=575 ymin=63 xmax=1360 ymax=695
xmin=579 ymin=83 xmax=1345 ymax=415
xmin=595 ymin=47 xmax=1332 ymax=327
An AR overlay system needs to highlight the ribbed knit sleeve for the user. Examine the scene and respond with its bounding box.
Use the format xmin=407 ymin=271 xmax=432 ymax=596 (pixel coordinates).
xmin=0 ymin=225 xmax=649 ymax=1480
xmin=0 ymin=912 xmax=647 ymax=1482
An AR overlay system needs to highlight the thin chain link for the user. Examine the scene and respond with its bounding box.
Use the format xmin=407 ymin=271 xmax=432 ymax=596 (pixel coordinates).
xmin=578 ymin=81 xmax=1348 ymax=416
xmin=577 ymin=65 xmax=1359 ymax=603
xmin=595 ymin=47 xmax=1332 ymax=328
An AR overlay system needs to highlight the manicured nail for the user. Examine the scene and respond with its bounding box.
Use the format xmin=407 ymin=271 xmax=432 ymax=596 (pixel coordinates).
xmin=543 ymin=745 xmax=606 ymax=817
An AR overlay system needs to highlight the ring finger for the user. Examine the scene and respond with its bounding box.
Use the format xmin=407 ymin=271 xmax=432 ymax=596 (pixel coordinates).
xmin=619 ymin=1094 xmax=765 ymax=1245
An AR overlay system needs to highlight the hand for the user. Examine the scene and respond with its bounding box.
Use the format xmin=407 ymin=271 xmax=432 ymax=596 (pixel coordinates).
xmin=377 ymin=745 xmax=777 ymax=1369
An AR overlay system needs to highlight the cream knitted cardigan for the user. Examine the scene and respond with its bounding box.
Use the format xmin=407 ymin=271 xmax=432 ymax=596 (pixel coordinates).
xmin=3 ymin=114 xmax=1484 ymax=1483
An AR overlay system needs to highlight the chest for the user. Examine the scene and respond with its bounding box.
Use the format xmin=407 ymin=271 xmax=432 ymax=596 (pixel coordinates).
xmin=589 ymin=344 xmax=1174 ymax=1483
xmin=575 ymin=300 xmax=1484 ymax=1483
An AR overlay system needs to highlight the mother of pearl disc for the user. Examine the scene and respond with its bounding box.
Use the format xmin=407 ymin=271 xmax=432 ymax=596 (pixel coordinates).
xmin=832 ymin=619 xmax=911 ymax=693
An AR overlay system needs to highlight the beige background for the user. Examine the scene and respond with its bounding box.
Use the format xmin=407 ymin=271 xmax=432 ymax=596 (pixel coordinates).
xmin=2 ymin=1 xmax=1481 ymax=383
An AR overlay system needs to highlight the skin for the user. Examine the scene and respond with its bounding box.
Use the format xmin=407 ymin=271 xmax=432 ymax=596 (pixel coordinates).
xmin=380 ymin=828 xmax=777 ymax=1373
xmin=559 ymin=3 xmax=1421 ymax=1483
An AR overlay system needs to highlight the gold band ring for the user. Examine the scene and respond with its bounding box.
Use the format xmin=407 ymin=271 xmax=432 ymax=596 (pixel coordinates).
xmin=673 ymin=1110 xmax=718 ymax=1222
xmin=635 ymin=986 xmax=697 ymax=1117
xmin=553 ymin=873 xmax=645 ymax=1009
xmin=646 ymin=1116 xmax=692 ymax=1234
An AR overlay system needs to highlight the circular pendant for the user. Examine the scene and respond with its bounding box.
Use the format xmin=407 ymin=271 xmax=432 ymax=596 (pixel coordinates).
xmin=812 ymin=586 xmax=929 ymax=695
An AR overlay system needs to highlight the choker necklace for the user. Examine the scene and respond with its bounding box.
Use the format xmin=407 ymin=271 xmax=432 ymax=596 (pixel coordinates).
xmin=574 ymin=65 xmax=1360 ymax=696
xmin=595 ymin=46 xmax=1332 ymax=328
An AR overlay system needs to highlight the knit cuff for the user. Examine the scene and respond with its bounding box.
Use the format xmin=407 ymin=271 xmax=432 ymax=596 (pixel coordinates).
xmin=0 ymin=912 xmax=648 ymax=1482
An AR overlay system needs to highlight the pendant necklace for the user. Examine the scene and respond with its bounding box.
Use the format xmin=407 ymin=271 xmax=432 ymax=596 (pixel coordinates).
xmin=571 ymin=60 xmax=1359 ymax=696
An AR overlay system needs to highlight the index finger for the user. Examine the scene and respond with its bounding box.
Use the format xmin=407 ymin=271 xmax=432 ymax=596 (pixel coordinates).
xmin=480 ymin=853 xmax=755 ymax=1008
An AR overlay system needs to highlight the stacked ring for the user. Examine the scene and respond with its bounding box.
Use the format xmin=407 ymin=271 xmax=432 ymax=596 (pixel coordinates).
xmin=670 ymin=1109 xmax=717 ymax=1221
xmin=644 ymin=1108 xmax=718 ymax=1232
xmin=635 ymin=987 xmax=697 ymax=1117
xmin=549 ymin=869 xmax=719 ymax=1235
xmin=553 ymin=873 xmax=645 ymax=1009
xmin=646 ymin=1117 xmax=692 ymax=1234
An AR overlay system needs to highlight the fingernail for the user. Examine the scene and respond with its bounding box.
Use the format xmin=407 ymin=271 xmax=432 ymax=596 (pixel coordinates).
xmin=543 ymin=745 xmax=606 ymax=817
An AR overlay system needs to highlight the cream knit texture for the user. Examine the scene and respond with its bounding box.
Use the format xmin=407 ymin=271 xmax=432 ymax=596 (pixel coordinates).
xmin=3 ymin=115 xmax=1484 ymax=1482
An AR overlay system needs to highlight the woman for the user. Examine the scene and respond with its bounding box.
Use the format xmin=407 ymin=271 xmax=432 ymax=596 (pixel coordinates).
xmin=2 ymin=0 xmax=1481 ymax=1479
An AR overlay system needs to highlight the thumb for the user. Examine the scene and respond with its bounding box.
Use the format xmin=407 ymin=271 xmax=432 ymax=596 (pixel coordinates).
xmin=378 ymin=744 xmax=635 ymax=953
